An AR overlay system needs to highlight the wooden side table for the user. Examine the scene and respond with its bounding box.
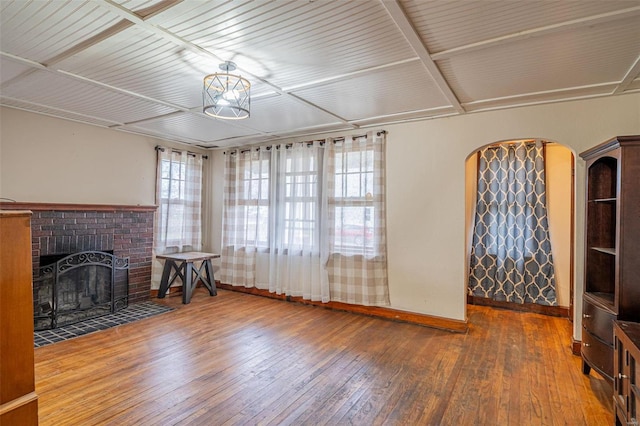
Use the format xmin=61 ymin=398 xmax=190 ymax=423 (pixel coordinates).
xmin=156 ymin=252 xmax=220 ymax=304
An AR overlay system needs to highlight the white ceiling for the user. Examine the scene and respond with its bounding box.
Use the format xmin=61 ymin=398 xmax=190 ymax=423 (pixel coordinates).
xmin=1 ymin=0 xmax=639 ymax=148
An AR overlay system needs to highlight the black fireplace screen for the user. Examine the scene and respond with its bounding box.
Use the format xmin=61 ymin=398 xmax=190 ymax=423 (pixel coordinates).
xmin=34 ymin=251 xmax=129 ymax=330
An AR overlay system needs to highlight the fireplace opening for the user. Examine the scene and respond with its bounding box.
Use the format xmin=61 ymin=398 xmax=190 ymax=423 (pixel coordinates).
xmin=34 ymin=251 xmax=129 ymax=330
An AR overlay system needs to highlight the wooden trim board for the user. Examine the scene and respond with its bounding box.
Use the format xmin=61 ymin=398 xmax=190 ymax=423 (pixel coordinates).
xmin=156 ymin=282 xmax=468 ymax=333
xmin=467 ymin=295 xmax=570 ymax=318
xmin=0 ymin=202 xmax=157 ymax=212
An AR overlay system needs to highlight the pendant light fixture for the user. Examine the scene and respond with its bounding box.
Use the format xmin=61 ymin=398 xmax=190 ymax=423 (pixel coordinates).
xmin=202 ymin=61 xmax=251 ymax=120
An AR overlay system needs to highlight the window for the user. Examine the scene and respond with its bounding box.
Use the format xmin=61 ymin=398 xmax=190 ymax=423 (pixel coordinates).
xmin=331 ymin=146 xmax=376 ymax=255
xmin=221 ymin=132 xmax=389 ymax=306
xmin=155 ymin=148 xmax=203 ymax=252
xmin=159 ymin=157 xmax=187 ymax=246
xmin=238 ymin=154 xmax=270 ymax=249
xmin=281 ymin=154 xmax=320 ymax=249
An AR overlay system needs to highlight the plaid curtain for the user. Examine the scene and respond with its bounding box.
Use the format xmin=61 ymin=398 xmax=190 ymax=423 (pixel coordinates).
xmin=219 ymin=147 xmax=271 ymax=288
xmin=324 ymin=133 xmax=390 ymax=306
xmin=151 ymin=148 xmax=203 ymax=289
xmin=468 ymin=141 xmax=557 ymax=306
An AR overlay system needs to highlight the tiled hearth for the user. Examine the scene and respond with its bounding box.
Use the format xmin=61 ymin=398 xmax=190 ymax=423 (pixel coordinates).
xmin=34 ymin=301 xmax=173 ymax=347
xmin=0 ymin=202 xmax=156 ymax=304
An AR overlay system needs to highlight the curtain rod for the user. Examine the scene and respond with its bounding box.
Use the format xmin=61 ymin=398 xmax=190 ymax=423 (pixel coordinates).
xmin=225 ymin=130 xmax=387 ymax=155
xmin=155 ymin=145 xmax=208 ymax=159
xmin=485 ymin=139 xmax=549 ymax=149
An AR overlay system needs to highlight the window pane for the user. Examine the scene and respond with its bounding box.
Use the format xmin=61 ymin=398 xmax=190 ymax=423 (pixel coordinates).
xmin=346 ymin=151 xmax=361 ymax=171
xmin=170 ymin=180 xmax=182 ymax=199
xmin=345 ymin=173 xmax=360 ymax=197
xmin=161 ymin=160 xmax=171 ymax=178
xmin=362 ymin=172 xmax=373 ymax=196
xmin=160 ymin=178 xmax=170 ymax=199
xmin=166 ymin=204 xmax=184 ymax=242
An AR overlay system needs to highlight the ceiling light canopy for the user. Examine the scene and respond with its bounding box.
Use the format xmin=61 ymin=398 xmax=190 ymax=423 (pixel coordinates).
xmin=203 ymin=61 xmax=251 ymax=120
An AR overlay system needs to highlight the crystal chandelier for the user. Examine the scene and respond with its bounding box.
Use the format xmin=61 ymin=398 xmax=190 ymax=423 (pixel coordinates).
xmin=202 ymin=61 xmax=251 ymax=119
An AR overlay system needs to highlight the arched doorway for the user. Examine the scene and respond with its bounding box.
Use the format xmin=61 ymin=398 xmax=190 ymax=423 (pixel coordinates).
xmin=464 ymin=139 xmax=575 ymax=317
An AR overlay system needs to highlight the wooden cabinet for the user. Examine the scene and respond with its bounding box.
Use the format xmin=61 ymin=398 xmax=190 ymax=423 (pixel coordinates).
xmin=0 ymin=211 xmax=38 ymax=425
xmin=580 ymin=135 xmax=640 ymax=381
xmin=614 ymin=321 xmax=640 ymax=426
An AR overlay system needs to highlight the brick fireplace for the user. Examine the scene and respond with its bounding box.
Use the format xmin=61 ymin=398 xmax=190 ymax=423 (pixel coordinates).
xmin=0 ymin=203 xmax=156 ymax=304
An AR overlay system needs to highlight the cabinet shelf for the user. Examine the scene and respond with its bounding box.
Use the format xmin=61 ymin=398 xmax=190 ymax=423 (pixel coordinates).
xmin=591 ymin=246 xmax=617 ymax=256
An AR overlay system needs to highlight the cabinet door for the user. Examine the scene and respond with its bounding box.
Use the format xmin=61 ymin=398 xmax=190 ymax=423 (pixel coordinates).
xmin=615 ymin=334 xmax=626 ymax=412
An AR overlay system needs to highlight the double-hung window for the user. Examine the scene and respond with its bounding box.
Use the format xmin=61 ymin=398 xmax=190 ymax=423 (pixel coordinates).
xmin=330 ymin=143 xmax=376 ymax=256
xmin=279 ymin=150 xmax=321 ymax=252
xmin=223 ymin=148 xmax=270 ymax=251
xmin=153 ymin=147 xmax=203 ymax=289
xmin=155 ymin=148 xmax=203 ymax=253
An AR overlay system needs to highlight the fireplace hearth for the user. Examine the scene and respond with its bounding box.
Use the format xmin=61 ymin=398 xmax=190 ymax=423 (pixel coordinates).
xmin=34 ymin=251 xmax=129 ymax=330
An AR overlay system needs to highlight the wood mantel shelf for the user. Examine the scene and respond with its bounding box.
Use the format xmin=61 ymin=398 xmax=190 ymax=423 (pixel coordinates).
xmin=0 ymin=202 xmax=157 ymax=212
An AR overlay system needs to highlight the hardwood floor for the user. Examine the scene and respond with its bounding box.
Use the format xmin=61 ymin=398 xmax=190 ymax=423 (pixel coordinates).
xmin=34 ymin=289 xmax=612 ymax=425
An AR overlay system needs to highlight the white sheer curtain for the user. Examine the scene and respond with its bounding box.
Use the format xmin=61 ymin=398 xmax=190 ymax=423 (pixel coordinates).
xmin=269 ymin=142 xmax=329 ymax=302
xmin=151 ymin=148 xmax=203 ymax=289
xmin=220 ymin=131 xmax=388 ymax=307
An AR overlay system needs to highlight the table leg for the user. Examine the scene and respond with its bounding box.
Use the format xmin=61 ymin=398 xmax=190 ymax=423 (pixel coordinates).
xmin=183 ymin=261 xmax=194 ymax=304
xmin=203 ymin=259 xmax=217 ymax=296
xmin=157 ymin=260 xmax=172 ymax=298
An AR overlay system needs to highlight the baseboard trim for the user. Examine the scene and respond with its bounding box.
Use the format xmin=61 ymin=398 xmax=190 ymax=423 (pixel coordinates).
xmin=217 ymin=283 xmax=468 ymax=333
xmin=572 ymin=339 xmax=582 ymax=356
xmin=467 ymin=295 xmax=570 ymax=318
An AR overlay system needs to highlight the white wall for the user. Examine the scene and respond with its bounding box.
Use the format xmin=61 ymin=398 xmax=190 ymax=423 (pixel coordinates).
xmin=3 ymin=94 xmax=640 ymax=340
xmin=0 ymin=107 xmax=206 ymax=205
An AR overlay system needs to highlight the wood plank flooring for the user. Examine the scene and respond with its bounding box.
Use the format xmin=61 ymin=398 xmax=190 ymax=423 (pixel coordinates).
xmin=34 ymin=289 xmax=612 ymax=425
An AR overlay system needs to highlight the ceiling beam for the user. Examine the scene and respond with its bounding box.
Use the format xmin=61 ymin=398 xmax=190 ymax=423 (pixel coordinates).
xmin=614 ymin=54 xmax=640 ymax=95
xmin=0 ymin=95 xmax=123 ymax=127
xmin=462 ymin=82 xmax=620 ymax=112
xmin=43 ymin=20 xmax=134 ymax=67
xmin=381 ymin=0 xmax=465 ymax=114
xmin=431 ymin=6 xmax=640 ymax=60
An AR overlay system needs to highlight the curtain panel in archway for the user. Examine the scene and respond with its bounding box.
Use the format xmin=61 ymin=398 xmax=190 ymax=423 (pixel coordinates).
xmin=468 ymin=141 xmax=557 ymax=306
